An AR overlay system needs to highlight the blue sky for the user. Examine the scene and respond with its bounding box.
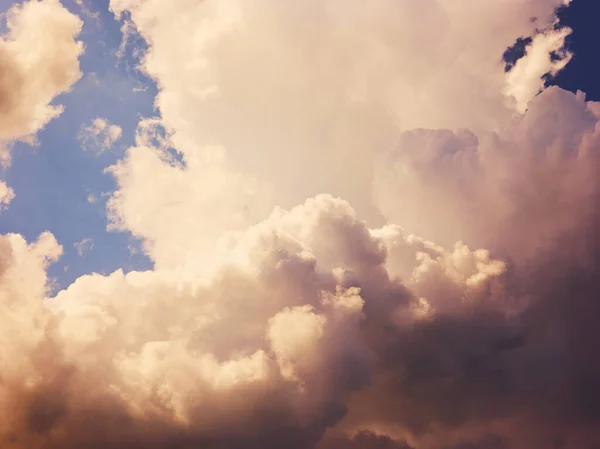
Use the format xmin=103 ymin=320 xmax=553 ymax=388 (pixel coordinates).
xmin=0 ymin=0 xmax=157 ymax=288
xmin=551 ymin=0 xmax=600 ymax=101
xmin=0 ymin=0 xmax=598 ymax=290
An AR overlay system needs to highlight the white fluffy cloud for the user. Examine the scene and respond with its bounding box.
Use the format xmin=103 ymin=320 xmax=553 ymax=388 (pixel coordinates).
xmin=0 ymin=0 xmax=83 ymax=144
xmin=505 ymin=26 xmax=573 ymax=112
xmin=106 ymin=118 xmax=273 ymax=270
xmin=107 ymin=0 xmax=571 ymax=223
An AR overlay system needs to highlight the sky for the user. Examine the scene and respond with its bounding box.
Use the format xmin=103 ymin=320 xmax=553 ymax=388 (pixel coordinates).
xmin=0 ymin=0 xmax=599 ymax=448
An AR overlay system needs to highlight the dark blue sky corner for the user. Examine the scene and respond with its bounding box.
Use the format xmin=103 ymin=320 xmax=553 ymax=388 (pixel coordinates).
xmin=502 ymin=0 xmax=600 ymax=101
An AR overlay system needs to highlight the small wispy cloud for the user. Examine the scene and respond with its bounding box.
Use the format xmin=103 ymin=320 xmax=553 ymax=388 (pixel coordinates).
xmin=75 ymin=0 xmax=100 ymax=24
xmin=78 ymin=118 xmax=123 ymax=155
xmin=0 ymin=181 xmax=15 ymax=210
xmin=73 ymin=238 xmax=94 ymax=257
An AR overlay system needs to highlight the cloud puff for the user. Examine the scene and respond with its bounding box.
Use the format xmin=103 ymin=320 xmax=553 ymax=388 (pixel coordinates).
xmin=73 ymin=238 xmax=94 ymax=257
xmin=0 ymin=0 xmax=83 ymax=145
xmin=75 ymin=0 xmax=101 ymax=23
xmin=504 ymin=26 xmax=572 ymax=112
xmin=0 ymin=181 xmax=15 ymax=209
xmin=79 ymin=118 xmax=123 ymax=154
xmin=0 ymin=192 xmax=512 ymax=448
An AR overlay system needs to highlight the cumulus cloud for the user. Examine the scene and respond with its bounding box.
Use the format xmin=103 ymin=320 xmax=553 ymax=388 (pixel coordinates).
xmin=346 ymin=86 xmax=600 ymax=449
xmin=79 ymin=118 xmax=123 ymax=154
xmin=374 ymin=87 xmax=600 ymax=260
xmin=0 ymin=193 xmax=512 ymax=448
xmin=0 ymin=0 xmax=83 ymax=146
xmin=1 ymin=0 xmax=599 ymax=448
xmin=5 ymin=161 xmax=600 ymax=448
xmin=504 ymin=26 xmax=572 ymax=112
xmin=105 ymin=118 xmax=274 ymax=270
xmin=108 ymin=0 xmax=571 ymax=221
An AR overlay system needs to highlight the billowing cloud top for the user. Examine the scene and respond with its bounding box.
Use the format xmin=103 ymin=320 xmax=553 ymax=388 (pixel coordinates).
xmin=1 ymin=0 xmax=599 ymax=449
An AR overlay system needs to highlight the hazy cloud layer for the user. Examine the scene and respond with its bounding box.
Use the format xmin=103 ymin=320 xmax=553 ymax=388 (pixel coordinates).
xmin=1 ymin=0 xmax=599 ymax=449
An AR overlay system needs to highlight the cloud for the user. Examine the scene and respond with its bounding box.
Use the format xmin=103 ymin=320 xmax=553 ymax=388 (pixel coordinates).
xmin=374 ymin=87 xmax=599 ymax=260
xmin=79 ymin=118 xmax=123 ymax=154
xmin=318 ymin=430 xmax=413 ymax=449
xmin=75 ymin=0 xmax=101 ymax=23
xmin=343 ymin=86 xmax=600 ymax=449
xmin=105 ymin=118 xmax=274 ymax=270
xmin=73 ymin=238 xmax=94 ymax=257
xmin=0 ymin=181 xmax=15 ymax=209
xmin=82 ymin=1 xmax=599 ymax=446
xmin=504 ymin=26 xmax=572 ymax=112
xmin=1 ymin=0 xmax=599 ymax=448
xmin=0 ymin=0 xmax=83 ymax=145
xmin=0 ymin=192 xmax=513 ymax=448
xmin=0 ymin=201 xmax=369 ymax=448
xmin=108 ymin=0 xmax=571 ymax=221
xmin=5 ymin=164 xmax=599 ymax=447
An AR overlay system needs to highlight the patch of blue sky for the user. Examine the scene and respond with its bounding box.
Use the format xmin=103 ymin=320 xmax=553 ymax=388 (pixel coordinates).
xmin=0 ymin=0 xmax=157 ymax=289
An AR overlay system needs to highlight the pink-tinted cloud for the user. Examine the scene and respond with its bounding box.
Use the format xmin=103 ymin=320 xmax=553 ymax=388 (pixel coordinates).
xmin=0 ymin=1 xmax=598 ymax=448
